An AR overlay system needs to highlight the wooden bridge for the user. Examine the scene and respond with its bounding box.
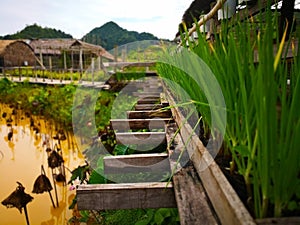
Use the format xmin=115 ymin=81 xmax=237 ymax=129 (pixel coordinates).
xmin=75 ymin=74 xmax=299 ymax=225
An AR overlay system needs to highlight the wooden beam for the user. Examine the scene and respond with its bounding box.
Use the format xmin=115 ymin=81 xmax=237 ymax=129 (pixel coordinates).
xmin=134 ymin=104 xmax=164 ymax=111
xmin=103 ymin=153 xmax=170 ymax=174
xmin=132 ymin=92 xmax=161 ymax=97
xmin=164 ymin=86 xmax=256 ymax=225
xmin=166 ymin=122 xmax=219 ymax=225
xmin=115 ymin=132 xmax=166 ymax=145
xmin=110 ymin=118 xmax=171 ymax=131
xmin=103 ymin=61 xmax=156 ymax=68
xmin=143 ymin=87 xmax=163 ymax=92
xmin=137 ymin=97 xmax=161 ymax=104
xmin=77 ymin=182 xmax=176 ymax=210
xmin=127 ymin=110 xmax=172 ymax=119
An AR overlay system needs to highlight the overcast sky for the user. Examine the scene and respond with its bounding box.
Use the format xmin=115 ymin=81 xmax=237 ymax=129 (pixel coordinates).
xmin=1 ymin=0 xmax=299 ymax=41
xmin=0 ymin=0 xmax=190 ymax=40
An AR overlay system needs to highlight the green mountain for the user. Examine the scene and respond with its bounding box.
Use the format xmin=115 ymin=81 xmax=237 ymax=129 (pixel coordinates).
xmin=82 ymin=21 xmax=159 ymax=51
xmin=0 ymin=24 xmax=73 ymax=40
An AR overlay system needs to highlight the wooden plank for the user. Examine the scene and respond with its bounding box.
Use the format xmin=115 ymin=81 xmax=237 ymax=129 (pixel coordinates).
xmin=256 ymin=217 xmax=300 ymax=225
xmin=165 ymin=122 xmax=219 ymax=225
xmin=137 ymin=97 xmax=161 ymax=104
xmin=103 ymin=153 xmax=170 ymax=174
xmin=115 ymin=131 xmax=166 ymax=145
xmin=164 ymin=87 xmax=256 ymax=225
xmin=132 ymin=92 xmax=161 ymax=97
xmin=143 ymin=87 xmax=163 ymax=92
xmin=134 ymin=104 xmax=164 ymax=111
xmin=77 ymin=182 xmax=176 ymax=210
xmin=103 ymin=61 xmax=156 ymax=68
xmin=127 ymin=110 xmax=172 ymax=119
xmin=173 ymin=166 xmax=219 ymax=225
xmin=110 ymin=118 xmax=171 ymax=131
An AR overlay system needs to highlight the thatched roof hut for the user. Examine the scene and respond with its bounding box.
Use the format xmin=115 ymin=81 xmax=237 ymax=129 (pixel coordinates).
xmin=28 ymin=39 xmax=114 ymax=61
xmin=27 ymin=39 xmax=114 ymax=70
xmin=70 ymin=40 xmax=114 ymax=61
xmin=0 ymin=40 xmax=36 ymax=67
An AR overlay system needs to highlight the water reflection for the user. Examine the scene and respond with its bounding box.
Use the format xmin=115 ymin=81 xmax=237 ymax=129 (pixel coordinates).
xmin=0 ymin=104 xmax=85 ymax=225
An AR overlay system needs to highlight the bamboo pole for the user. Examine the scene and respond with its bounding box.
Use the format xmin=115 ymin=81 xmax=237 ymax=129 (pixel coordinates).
xmin=179 ymin=0 xmax=227 ymax=46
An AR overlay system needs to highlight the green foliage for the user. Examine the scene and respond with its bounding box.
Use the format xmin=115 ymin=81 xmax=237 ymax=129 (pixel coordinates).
xmin=0 ymin=78 xmax=116 ymax=132
xmin=157 ymin=6 xmax=300 ymax=219
xmin=135 ymin=208 xmax=180 ymax=225
xmin=0 ymin=23 xmax=72 ymax=39
xmin=82 ymin=21 xmax=158 ymax=51
xmin=97 ymin=208 xmax=179 ymax=225
xmin=113 ymin=144 xmax=129 ymax=155
xmin=68 ymin=163 xmax=90 ymax=185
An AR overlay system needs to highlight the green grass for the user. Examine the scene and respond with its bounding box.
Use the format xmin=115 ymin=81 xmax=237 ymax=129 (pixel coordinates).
xmin=157 ymin=5 xmax=300 ymax=218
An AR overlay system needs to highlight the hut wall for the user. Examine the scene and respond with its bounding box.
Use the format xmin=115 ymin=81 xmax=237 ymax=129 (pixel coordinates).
xmin=3 ymin=41 xmax=36 ymax=67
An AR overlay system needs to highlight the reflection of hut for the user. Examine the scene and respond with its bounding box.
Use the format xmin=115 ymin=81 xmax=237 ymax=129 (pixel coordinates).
xmin=0 ymin=40 xmax=36 ymax=68
xmin=28 ymin=39 xmax=114 ymax=72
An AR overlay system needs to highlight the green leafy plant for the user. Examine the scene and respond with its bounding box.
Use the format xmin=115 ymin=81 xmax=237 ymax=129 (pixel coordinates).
xmin=157 ymin=4 xmax=300 ymax=218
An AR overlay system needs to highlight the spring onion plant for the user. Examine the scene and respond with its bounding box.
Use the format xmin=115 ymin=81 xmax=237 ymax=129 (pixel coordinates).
xmin=157 ymin=3 xmax=300 ymax=218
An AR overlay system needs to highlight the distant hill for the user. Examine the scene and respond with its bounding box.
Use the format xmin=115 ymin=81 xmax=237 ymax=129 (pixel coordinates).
xmin=82 ymin=21 xmax=159 ymax=51
xmin=0 ymin=24 xmax=73 ymax=40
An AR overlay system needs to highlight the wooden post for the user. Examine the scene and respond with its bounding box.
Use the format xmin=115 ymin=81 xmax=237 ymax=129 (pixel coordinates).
xmin=39 ymin=48 xmax=43 ymax=68
xmin=71 ymin=51 xmax=74 ymax=81
xmin=49 ymin=56 xmax=53 ymax=82
xmin=91 ymin=57 xmax=95 ymax=84
xmin=63 ymin=51 xmax=67 ymax=72
xmin=79 ymin=49 xmax=83 ymax=82
xmin=98 ymin=56 xmax=102 ymax=70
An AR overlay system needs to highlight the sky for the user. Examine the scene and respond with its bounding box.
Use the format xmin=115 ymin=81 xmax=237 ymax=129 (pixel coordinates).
xmin=0 ymin=0 xmax=191 ymax=40
xmin=1 ymin=1 xmax=299 ymax=41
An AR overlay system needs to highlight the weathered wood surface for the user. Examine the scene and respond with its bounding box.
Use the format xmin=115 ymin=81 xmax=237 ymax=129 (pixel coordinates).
xmin=103 ymin=153 xmax=170 ymax=174
xmin=103 ymin=61 xmax=156 ymax=68
xmin=115 ymin=131 xmax=166 ymax=145
xmin=137 ymin=97 xmax=161 ymax=104
xmin=256 ymin=217 xmax=300 ymax=225
xmin=166 ymin=122 xmax=219 ymax=225
xmin=143 ymin=87 xmax=163 ymax=92
xmin=77 ymin=182 xmax=176 ymax=210
xmin=134 ymin=104 xmax=164 ymax=110
xmin=127 ymin=110 xmax=172 ymax=119
xmin=132 ymin=92 xmax=161 ymax=97
xmin=164 ymin=86 xmax=256 ymax=225
xmin=110 ymin=118 xmax=171 ymax=131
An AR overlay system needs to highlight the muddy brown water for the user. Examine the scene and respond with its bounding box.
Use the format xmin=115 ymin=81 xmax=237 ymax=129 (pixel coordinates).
xmin=0 ymin=105 xmax=85 ymax=225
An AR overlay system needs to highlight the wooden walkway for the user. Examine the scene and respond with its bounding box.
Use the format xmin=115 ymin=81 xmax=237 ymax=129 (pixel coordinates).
xmin=75 ymin=75 xmax=254 ymax=225
xmin=75 ymin=75 xmax=299 ymax=224
xmin=76 ymin=76 xmax=218 ymax=224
